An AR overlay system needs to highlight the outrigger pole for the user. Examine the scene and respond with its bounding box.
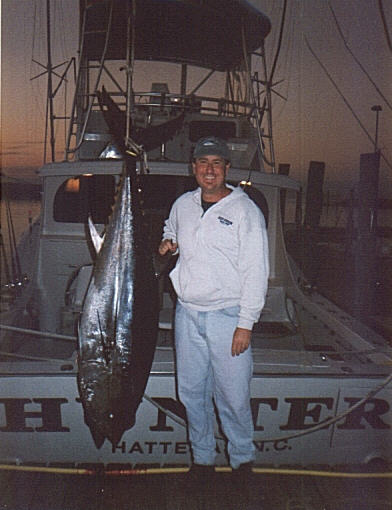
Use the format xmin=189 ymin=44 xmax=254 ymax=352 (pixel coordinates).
xmin=45 ymin=0 xmax=55 ymax=162
xmin=31 ymin=0 xmax=75 ymax=163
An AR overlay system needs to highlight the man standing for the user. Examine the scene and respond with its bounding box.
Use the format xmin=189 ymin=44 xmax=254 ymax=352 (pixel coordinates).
xmin=159 ymin=136 xmax=269 ymax=478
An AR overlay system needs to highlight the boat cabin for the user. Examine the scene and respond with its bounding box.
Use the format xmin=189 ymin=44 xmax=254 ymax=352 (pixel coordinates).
xmin=36 ymin=160 xmax=300 ymax=342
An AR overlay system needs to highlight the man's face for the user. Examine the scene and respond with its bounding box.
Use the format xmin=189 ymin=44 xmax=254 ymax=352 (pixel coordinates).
xmin=192 ymin=155 xmax=230 ymax=198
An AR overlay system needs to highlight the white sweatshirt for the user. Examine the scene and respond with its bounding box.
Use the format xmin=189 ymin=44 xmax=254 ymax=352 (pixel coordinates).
xmin=163 ymin=185 xmax=269 ymax=330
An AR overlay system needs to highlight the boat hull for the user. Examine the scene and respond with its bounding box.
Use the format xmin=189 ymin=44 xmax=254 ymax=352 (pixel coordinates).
xmin=0 ymin=369 xmax=390 ymax=468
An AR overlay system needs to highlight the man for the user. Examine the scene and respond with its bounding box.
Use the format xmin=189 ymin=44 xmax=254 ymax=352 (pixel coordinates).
xmin=159 ymin=136 xmax=269 ymax=478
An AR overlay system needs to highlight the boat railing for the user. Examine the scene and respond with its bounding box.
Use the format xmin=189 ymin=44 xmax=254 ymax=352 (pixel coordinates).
xmin=132 ymin=91 xmax=260 ymax=118
xmin=66 ymin=88 xmax=264 ymax=160
xmin=76 ymin=89 xmax=261 ymax=124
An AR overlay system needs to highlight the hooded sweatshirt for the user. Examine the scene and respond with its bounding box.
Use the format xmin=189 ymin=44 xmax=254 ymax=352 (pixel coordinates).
xmin=162 ymin=185 xmax=269 ymax=330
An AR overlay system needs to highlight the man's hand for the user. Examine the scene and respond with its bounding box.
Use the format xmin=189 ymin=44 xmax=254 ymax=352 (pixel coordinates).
xmin=231 ymin=327 xmax=252 ymax=356
xmin=158 ymin=239 xmax=178 ymax=256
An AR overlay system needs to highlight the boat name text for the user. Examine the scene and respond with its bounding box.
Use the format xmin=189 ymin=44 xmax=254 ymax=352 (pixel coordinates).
xmin=0 ymin=396 xmax=389 ymax=434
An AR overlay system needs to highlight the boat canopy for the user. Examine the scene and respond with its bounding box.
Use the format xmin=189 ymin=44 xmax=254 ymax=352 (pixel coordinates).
xmin=80 ymin=0 xmax=271 ymax=71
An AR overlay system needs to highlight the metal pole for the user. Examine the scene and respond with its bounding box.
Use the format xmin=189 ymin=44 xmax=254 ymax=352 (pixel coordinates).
xmin=46 ymin=0 xmax=56 ymax=162
xmin=180 ymin=64 xmax=187 ymax=97
xmin=371 ymin=105 xmax=382 ymax=152
xmin=125 ymin=1 xmax=136 ymax=144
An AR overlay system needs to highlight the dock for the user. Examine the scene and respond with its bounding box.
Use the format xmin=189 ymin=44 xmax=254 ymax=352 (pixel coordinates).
xmin=1 ymin=466 xmax=391 ymax=509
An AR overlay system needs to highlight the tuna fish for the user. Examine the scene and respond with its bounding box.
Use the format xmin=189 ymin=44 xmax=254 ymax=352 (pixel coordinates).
xmin=77 ymin=154 xmax=159 ymax=449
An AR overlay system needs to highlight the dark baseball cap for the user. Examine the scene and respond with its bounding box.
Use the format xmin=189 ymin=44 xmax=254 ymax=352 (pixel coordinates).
xmin=193 ymin=136 xmax=231 ymax=162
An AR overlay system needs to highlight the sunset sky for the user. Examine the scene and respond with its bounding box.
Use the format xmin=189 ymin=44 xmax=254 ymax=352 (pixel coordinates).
xmin=1 ymin=0 xmax=391 ymax=198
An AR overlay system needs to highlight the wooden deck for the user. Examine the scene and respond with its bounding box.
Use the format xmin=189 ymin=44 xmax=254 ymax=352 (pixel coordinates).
xmin=1 ymin=467 xmax=391 ymax=509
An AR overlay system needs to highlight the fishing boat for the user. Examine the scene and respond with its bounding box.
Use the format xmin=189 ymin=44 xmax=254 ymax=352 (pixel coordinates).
xmin=0 ymin=0 xmax=391 ymax=471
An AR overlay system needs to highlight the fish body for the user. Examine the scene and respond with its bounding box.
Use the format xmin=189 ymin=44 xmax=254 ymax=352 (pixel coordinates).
xmin=77 ymin=157 xmax=159 ymax=448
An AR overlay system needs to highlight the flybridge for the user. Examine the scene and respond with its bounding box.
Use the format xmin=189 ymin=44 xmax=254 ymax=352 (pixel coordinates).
xmin=80 ymin=0 xmax=271 ymax=70
xmin=63 ymin=0 xmax=276 ymax=170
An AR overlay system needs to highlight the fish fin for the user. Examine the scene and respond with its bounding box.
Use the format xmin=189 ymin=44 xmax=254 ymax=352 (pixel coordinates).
xmin=88 ymin=215 xmax=105 ymax=254
xmin=90 ymin=428 xmax=106 ymax=449
xmin=109 ymin=416 xmax=135 ymax=448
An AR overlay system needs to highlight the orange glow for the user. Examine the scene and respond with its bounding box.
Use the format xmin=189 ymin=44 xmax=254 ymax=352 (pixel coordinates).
xmin=65 ymin=178 xmax=80 ymax=193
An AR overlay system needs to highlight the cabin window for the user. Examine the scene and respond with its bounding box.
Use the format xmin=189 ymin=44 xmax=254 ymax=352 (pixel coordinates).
xmin=188 ymin=121 xmax=236 ymax=143
xmin=52 ymin=173 xmax=267 ymax=234
xmin=53 ymin=175 xmax=116 ymax=224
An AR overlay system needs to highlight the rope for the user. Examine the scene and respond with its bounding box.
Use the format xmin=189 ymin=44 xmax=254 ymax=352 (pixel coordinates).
xmin=305 ymin=36 xmax=392 ymax=172
xmin=378 ymin=0 xmax=392 ymax=53
xmin=328 ymin=1 xmax=392 ymax=112
xmin=0 ymin=463 xmax=390 ymax=478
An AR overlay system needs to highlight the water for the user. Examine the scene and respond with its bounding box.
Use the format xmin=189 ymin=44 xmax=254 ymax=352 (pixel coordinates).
xmin=1 ymin=199 xmax=40 ymax=243
xmin=1 ymin=198 xmax=41 ymax=282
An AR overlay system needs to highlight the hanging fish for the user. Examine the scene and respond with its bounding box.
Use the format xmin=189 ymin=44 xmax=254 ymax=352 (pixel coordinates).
xmin=77 ymin=152 xmax=159 ymax=449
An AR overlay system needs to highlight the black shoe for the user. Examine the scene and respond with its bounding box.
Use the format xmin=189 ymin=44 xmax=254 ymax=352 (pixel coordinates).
xmin=232 ymin=462 xmax=253 ymax=507
xmin=188 ymin=463 xmax=215 ymax=482
xmin=187 ymin=464 xmax=216 ymax=501
xmin=232 ymin=461 xmax=253 ymax=479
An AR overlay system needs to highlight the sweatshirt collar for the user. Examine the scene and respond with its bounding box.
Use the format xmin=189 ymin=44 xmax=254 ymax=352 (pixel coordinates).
xmin=192 ymin=184 xmax=242 ymax=204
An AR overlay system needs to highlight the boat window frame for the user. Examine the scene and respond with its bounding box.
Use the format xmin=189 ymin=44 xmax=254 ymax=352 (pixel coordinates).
xmin=52 ymin=174 xmax=116 ymax=225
